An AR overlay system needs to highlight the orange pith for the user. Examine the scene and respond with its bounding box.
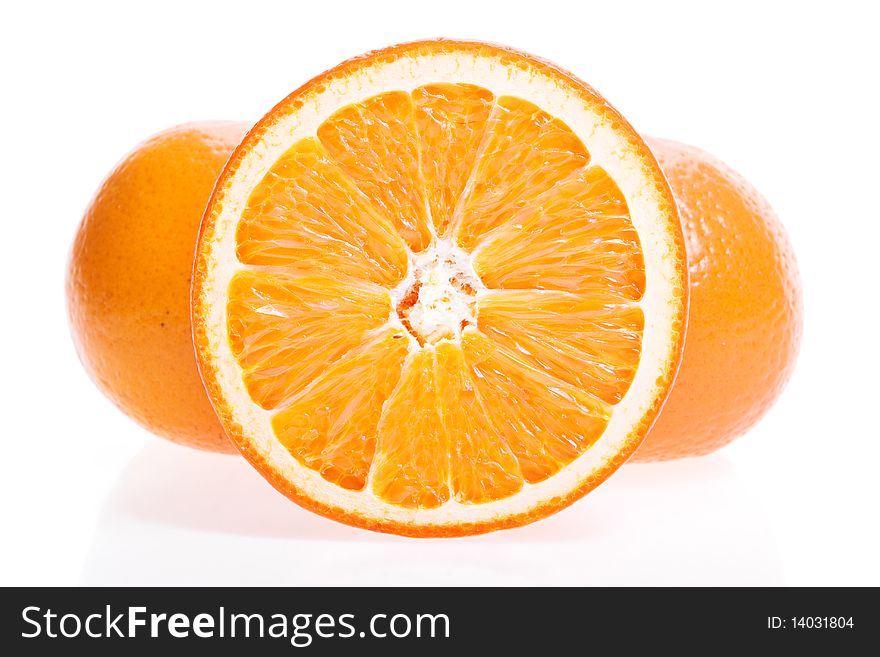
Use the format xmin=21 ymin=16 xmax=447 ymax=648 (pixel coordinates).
xmin=227 ymin=82 xmax=645 ymax=508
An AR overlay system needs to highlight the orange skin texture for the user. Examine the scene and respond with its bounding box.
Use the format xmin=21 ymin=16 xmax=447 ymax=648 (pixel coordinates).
xmin=634 ymin=137 xmax=803 ymax=461
xmin=191 ymin=40 xmax=688 ymax=536
xmin=67 ymin=122 xmax=248 ymax=452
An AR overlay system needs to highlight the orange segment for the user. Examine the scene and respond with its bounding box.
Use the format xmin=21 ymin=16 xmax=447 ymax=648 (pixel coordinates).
xmin=435 ymin=342 xmax=523 ymax=504
xmin=236 ymin=138 xmax=408 ymax=287
xmin=317 ymin=91 xmax=432 ymax=252
xmin=372 ymin=350 xmax=449 ymax=509
xmin=461 ymin=330 xmax=611 ymax=484
xmin=454 ymin=95 xmax=591 ymax=250
xmin=413 ymin=83 xmax=495 ymax=236
xmin=477 ymin=290 xmax=644 ymax=404
xmin=272 ymin=329 xmax=409 ymax=491
xmin=473 ymin=166 xmax=645 ymax=296
xmin=227 ymin=272 xmax=391 ymax=409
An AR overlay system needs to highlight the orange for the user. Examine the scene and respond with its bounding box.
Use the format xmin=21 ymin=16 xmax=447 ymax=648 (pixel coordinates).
xmin=634 ymin=138 xmax=803 ymax=461
xmin=67 ymin=122 xmax=248 ymax=452
xmin=192 ymin=41 xmax=688 ymax=536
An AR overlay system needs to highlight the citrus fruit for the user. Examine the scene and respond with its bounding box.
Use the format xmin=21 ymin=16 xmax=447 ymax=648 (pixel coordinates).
xmin=633 ymin=138 xmax=802 ymax=461
xmin=192 ymin=40 xmax=688 ymax=536
xmin=67 ymin=122 xmax=248 ymax=452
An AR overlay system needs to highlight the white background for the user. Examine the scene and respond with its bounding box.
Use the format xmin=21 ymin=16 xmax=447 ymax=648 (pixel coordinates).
xmin=2 ymin=0 xmax=878 ymax=586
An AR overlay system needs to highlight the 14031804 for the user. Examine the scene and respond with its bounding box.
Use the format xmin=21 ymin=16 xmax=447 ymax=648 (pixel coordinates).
xmin=768 ymin=617 xmax=855 ymax=630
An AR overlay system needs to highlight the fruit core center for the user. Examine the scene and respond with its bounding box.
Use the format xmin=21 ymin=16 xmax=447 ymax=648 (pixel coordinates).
xmin=395 ymin=244 xmax=480 ymax=346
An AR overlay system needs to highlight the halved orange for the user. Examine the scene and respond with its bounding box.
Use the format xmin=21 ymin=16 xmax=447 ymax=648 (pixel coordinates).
xmin=192 ymin=40 xmax=688 ymax=536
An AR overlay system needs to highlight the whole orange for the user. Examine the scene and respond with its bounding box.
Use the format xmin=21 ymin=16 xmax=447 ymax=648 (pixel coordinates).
xmin=67 ymin=122 xmax=248 ymax=452
xmin=634 ymin=137 xmax=803 ymax=461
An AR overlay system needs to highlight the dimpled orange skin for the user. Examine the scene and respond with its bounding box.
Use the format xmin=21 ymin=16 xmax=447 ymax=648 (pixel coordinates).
xmin=67 ymin=122 xmax=249 ymax=452
xmin=634 ymin=137 xmax=803 ymax=461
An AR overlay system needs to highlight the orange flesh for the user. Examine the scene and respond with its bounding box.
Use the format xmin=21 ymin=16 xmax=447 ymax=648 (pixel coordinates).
xmin=228 ymin=83 xmax=646 ymax=508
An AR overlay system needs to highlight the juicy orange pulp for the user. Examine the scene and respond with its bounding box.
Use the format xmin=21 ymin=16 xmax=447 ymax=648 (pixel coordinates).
xmin=225 ymin=83 xmax=646 ymax=509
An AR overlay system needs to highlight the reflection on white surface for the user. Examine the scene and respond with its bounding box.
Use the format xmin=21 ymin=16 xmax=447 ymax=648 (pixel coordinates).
xmin=81 ymin=441 xmax=783 ymax=585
